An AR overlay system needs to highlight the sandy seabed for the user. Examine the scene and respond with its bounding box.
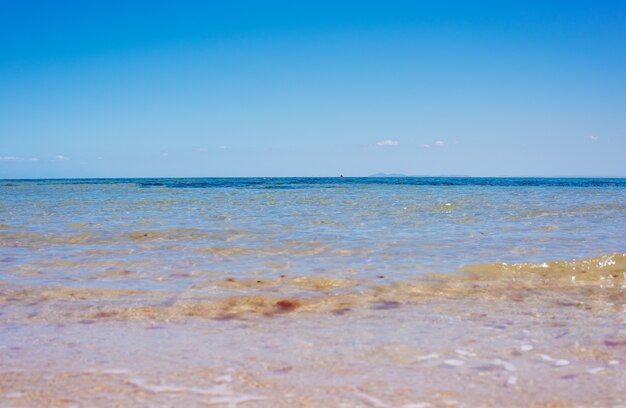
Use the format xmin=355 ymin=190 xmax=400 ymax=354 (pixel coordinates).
xmin=1 ymin=255 xmax=626 ymax=407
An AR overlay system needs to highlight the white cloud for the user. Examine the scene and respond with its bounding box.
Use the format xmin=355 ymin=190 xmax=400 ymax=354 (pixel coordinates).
xmin=420 ymin=141 xmax=445 ymax=148
xmin=376 ymin=139 xmax=399 ymax=146
xmin=589 ymin=135 xmax=598 ymax=141
xmin=219 ymin=145 xmax=227 ymax=149
xmin=29 ymin=157 xmax=39 ymax=161
xmin=55 ymin=155 xmax=69 ymax=160
xmin=0 ymin=156 xmax=18 ymax=161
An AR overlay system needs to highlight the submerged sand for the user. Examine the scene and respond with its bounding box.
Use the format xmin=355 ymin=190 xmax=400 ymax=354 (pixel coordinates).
xmin=1 ymin=254 xmax=625 ymax=406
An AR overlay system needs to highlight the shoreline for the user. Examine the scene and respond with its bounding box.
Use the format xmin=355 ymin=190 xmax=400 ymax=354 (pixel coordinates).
xmin=2 ymin=254 xmax=625 ymax=406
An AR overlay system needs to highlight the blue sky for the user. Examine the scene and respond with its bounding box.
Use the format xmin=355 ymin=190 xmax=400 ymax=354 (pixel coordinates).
xmin=1 ymin=0 xmax=625 ymax=178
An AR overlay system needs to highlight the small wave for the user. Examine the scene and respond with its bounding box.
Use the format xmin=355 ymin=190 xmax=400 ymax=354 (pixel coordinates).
xmin=128 ymin=228 xmax=206 ymax=242
xmin=0 ymin=283 xmax=143 ymax=303
xmin=3 ymin=254 xmax=624 ymax=323
xmin=0 ymin=231 xmax=100 ymax=247
xmin=196 ymin=246 xmax=260 ymax=256
xmin=195 ymin=244 xmax=330 ymax=257
xmin=461 ymin=253 xmax=626 ymax=285
xmin=515 ymin=202 xmax=626 ymax=220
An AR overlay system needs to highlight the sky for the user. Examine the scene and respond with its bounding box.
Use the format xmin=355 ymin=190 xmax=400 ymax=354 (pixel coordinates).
xmin=1 ymin=0 xmax=625 ymax=178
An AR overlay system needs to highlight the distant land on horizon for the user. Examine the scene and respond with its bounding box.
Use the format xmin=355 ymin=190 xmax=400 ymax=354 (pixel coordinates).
xmin=368 ymin=173 xmax=472 ymax=178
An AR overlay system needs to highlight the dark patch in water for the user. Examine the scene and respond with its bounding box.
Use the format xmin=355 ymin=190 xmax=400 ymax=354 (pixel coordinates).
xmin=93 ymin=311 xmax=118 ymax=319
xmin=274 ymin=299 xmax=301 ymax=312
xmin=371 ymin=300 xmax=401 ymax=310
xmin=474 ymin=365 xmax=497 ymax=372
xmin=78 ymin=319 xmax=96 ymax=325
xmin=213 ymin=314 xmax=238 ymax=321
xmin=604 ymin=337 xmax=626 ymax=347
xmin=273 ymin=366 xmax=293 ymax=374
xmin=555 ymin=330 xmax=570 ymax=339
xmin=555 ymin=300 xmax=583 ymax=307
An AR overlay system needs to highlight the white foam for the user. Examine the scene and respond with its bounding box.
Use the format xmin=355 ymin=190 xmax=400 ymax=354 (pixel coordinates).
xmin=538 ymin=354 xmax=569 ymax=366
xmin=213 ymin=374 xmax=233 ymax=384
xmin=356 ymin=391 xmax=389 ymax=407
xmin=493 ymin=359 xmax=517 ymax=372
xmin=126 ymin=376 xmax=266 ymax=406
xmin=128 ymin=378 xmax=224 ymax=395
xmin=538 ymin=354 xmax=554 ymax=361
xmin=207 ymin=394 xmax=268 ymax=406
xmin=102 ymin=368 xmax=131 ymax=375
xmin=417 ymin=353 xmax=439 ymax=361
xmin=443 ymin=359 xmax=465 ymax=367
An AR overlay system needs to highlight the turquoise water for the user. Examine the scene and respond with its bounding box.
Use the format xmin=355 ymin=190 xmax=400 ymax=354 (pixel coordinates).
xmin=2 ymin=178 xmax=626 ymax=406
xmin=1 ymin=177 xmax=625 ymax=290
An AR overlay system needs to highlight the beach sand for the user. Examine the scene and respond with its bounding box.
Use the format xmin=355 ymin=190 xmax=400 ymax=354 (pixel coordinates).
xmin=1 ymin=254 xmax=625 ymax=407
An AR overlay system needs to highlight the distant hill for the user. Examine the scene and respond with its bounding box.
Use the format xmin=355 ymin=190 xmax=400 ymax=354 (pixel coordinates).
xmin=368 ymin=173 xmax=471 ymax=177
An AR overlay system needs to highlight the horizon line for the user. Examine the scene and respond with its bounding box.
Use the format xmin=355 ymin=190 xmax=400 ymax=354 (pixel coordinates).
xmin=2 ymin=175 xmax=626 ymax=181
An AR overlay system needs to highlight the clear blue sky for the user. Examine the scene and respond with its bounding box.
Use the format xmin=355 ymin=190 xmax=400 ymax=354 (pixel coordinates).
xmin=1 ymin=0 xmax=625 ymax=178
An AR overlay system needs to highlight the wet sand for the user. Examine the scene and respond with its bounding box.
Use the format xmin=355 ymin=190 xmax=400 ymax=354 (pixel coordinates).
xmin=1 ymin=255 xmax=625 ymax=407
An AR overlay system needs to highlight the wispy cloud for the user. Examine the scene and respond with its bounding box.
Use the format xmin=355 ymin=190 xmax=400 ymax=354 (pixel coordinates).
xmin=421 ymin=140 xmax=445 ymax=148
xmin=55 ymin=155 xmax=69 ymax=160
xmin=589 ymin=135 xmax=598 ymax=141
xmin=218 ymin=145 xmax=227 ymax=149
xmin=0 ymin=156 xmax=19 ymax=161
xmin=29 ymin=157 xmax=39 ymax=161
xmin=162 ymin=152 xmax=170 ymax=157
xmin=375 ymin=139 xmax=399 ymax=146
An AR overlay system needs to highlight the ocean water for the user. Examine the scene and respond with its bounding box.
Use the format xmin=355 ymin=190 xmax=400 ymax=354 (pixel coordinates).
xmin=2 ymin=177 xmax=626 ymax=288
xmin=1 ymin=177 xmax=626 ymax=406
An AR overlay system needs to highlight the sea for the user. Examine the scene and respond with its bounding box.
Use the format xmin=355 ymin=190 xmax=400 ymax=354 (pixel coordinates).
xmin=1 ymin=177 xmax=625 ymax=406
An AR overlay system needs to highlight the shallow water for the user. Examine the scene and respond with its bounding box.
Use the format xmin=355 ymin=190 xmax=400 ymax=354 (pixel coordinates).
xmin=1 ymin=178 xmax=625 ymax=406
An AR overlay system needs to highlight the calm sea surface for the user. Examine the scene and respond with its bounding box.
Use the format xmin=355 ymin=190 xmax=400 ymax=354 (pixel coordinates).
xmin=1 ymin=177 xmax=625 ymax=290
